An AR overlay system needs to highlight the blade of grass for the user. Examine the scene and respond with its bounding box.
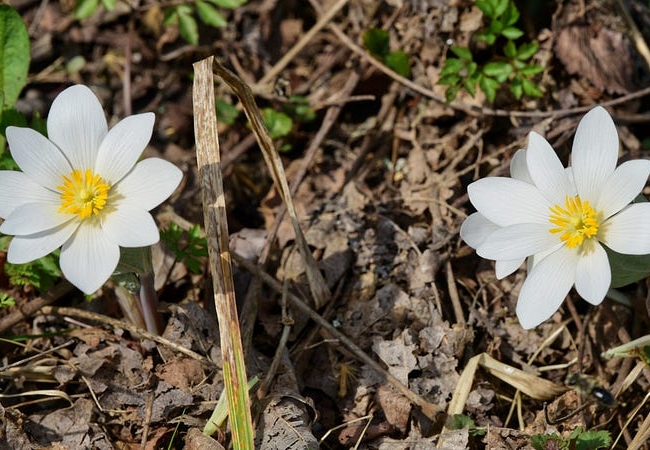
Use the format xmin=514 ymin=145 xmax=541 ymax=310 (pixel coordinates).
xmin=192 ymin=56 xmax=254 ymax=448
xmin=211 ymin=58 xmax=331 ymax=309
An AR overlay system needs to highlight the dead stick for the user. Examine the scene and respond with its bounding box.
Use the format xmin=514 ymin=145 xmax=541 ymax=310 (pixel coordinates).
xmin=232 ymin=252 xmax=444 ymax=420
xmin=193 ymin=56 xmax=254 ymax=448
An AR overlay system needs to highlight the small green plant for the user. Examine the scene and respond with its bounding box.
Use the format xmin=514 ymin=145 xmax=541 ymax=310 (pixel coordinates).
xmin=216 ymin=98 xmax=241 ymax=126
xmin=438 ymin=0 xmax=543 ymax=103
xmin=448 ymin=414 xmax=486 ymax=437
xmin=74 ymin=0 xmax=246 ymax=45
xmin=262 ymin=108 xmax=293 ymax=140
xmin=257 ymin=96 xmax=316 ymax=152
xmin=531 ymin=427 xmax=611 ymax=450
xmin=0 ymin=292 xmax=15 ymax=309
xmin=160 ymin=223 xmax=208 ymax=274
xmin=362 ymin=28 xmax=411 ymax=78
xmin=0 ymin=235 xmax=62 ymax=290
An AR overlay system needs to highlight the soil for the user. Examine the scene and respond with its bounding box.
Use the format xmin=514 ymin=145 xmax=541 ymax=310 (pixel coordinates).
xmin=2 ymin=0 xmax=650 ymax=449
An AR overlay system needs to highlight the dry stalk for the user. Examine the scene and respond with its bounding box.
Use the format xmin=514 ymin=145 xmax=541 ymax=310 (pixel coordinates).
xmin=211 ymin=58 xmax=331 ymax=309
xmin=192 ymin=56 xmax=254 ymax=448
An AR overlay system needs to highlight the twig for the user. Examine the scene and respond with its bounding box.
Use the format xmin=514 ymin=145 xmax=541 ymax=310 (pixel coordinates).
xmin=257 ymin=0 xmax=350 ymax=86
xmin=36 ymin=306 xmax=212 ymax=366
xmin=0 ymin=281 xmax=75 ymax=334
xmin=232 ymin=252 xmax=444 ymax=420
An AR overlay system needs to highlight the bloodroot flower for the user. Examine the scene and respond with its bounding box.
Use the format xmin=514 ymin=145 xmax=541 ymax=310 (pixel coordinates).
xmin=461 ymin=106 xmax=650 ymax=329
xmin=0 ymin=85 xmax=182 ymax=294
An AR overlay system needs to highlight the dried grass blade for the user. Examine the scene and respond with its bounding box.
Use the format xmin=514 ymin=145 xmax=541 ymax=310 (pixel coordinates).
xmin=211 ymin=59 xmax=331 ymax=309
xmin=192 ymin=56 xmax=254 ymax=448
xmin=447 ymin=352 xmax=567 ymax=418
xmin=479 ymin=353 xmax=567 ymax=400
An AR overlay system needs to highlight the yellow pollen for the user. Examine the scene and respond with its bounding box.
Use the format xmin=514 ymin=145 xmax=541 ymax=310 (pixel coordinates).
xmin=57 ymin=169 xmax=110 ymax=220
xmin=548 ymin=195 xmax=600 ymax=248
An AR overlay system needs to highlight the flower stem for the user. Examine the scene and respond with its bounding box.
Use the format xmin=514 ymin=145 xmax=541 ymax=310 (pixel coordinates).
xmin=137 ymin=270 xmax=162 ymax=335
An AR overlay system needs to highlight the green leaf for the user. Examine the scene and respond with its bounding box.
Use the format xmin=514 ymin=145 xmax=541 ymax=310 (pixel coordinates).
xmin=475 ymin=31 xmax=496 ymax=45
xmin=363 ymin=28 xmax=390 ymax=58
xmin=479 ymin=75 xmax=499 ymax=102
xmin=163 ymin=7 xmax=178 ymax=26
xmin=74 ymin=0 xmax=100 ymax=19
xmin=510 ymin=77 xmax=523 ymax=99
xmin=517 ymin=42 xmax=539 ymax=60
xmin=216 ymin=98 xmax=240 ymax=125
xmin=476 ymin=0 xmax=494 ymax=17
xmin=177 ymin=8 xmax=199 ymax=45
xmin=100 ymin=0 xmax=116 ymax=11
xmin=489 ymin=20 xmax=505 ymax=36
xmin=606 ymin=246 xmax=650 ymax=288
xmin=437 ymin=74 xmax=461 ymax=86
xmin=444 ymin=84 xmax=461 ymax=103
xmin=530 ymin=433 xmax=564 ymax=450
xmin=284 ymin=96 xmax=316 ymax=123
xmin=503 ymin=40 xmax=517 ymax=58
xmin=463 ymin=78 xmax=477 ymax=97
xmin=0 ymin=5 xmax=30 ymax=108
xmin=385 ymin=50 xmax=411 ymax=77
xmin=261 ymin=108 xmax=293 ymax=139
xmin=502 ymin=2 xmax=521 ymax=26
xmin=501 ymin=26 xmax=523 ymax=40
xmin=450 ymin=46 xmax=473 ymax=61
xmin=494 ymin=0 xmax=509 ymax=17
xmin=521 ymin=78 xmax=543 ymax=97
xmin=482 ymin=61 xmax=512 ymax=82
xmin=197 ymin=1 xmax=227 ymax=28
xmin=520 ymin=64 xmax=543 ymax=76
xmin=575 ymin=430 xmax=612 ymax=450
xmin=440 ymin=58 xmax=464 ymax=76
xmin=206 ymin=0 xmax=246 ymax=9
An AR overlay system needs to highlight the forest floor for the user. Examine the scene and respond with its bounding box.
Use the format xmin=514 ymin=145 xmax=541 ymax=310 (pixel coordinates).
xmin=2 ymin=0 xmax=650 ymax=449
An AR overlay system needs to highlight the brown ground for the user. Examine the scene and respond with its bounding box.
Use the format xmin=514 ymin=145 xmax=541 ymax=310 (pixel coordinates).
xmin=2 ymin=0 xmax=650 ymax=448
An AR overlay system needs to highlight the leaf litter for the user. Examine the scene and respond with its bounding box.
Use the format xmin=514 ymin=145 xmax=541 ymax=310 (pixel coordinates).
xmin=2 ymin=0 xmax=650 ymax=449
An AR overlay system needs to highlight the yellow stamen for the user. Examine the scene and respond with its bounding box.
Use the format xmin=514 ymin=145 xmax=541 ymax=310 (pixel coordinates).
xmin=57 ymin=169 xmax=110 ymax=220
xmin=549 ymin=195 xmax=600 ymax=248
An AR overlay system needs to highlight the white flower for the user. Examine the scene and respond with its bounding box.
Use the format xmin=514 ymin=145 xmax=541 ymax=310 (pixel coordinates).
xmin=0 ymin=85 xmax=182 ymax=294
xmin=461 ymin=106 xmax=650 ymax=328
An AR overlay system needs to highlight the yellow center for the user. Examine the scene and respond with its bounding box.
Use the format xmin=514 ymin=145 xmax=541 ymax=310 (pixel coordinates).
xmin=57 ymin=169 xmax=110 ymax=220
xmin=548 ymin=195 xmax=600 ymax=248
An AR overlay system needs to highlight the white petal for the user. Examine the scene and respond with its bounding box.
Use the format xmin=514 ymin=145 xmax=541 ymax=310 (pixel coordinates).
xmin=95 ymin=113 xmax=155 ymax=184
xmin=6 ymin=221 xmax=78 ymax=264
xmin=114 ymin=158 xmax=182 ymax=210
xmin=47 ymin=85 xmax=107 ymax=170
xmin=510 ymin=149 xmax=532 ymax=183
xmin=102 ymin=205 xmax=159 ymax=247
xmin=574 ymin=242 xmax=610 ymax=305
xmin=597 ymin=159 xmax=650 ymax=219
xmin=495 ymin=258 xmax=524 ymax=279
xmin=0 ymin=171 xmax=59 ymax=218
xmin=0 ymin=203 xmax=73 ymax=235
xmin=516 ymin=246 xmax=578 ymax=329
xmin=526 ymin=132 xmax=573 ymax=204
xmin=460 ymin=213 xmax=498 ymax=249
xmin=6 ymin=127 xmax=72 ymax=191
xmin=571 ymin=106 xmax=619 ymax=202
xmin=468 ymin=177 xmax=551 ymax=226
xmin=477 ymin=223 xmax=557 ymax=260
xmin=601 ymin=203 xmax=650 ymax=254
xmin=60 ymin=222 xmax=120 ymax=294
